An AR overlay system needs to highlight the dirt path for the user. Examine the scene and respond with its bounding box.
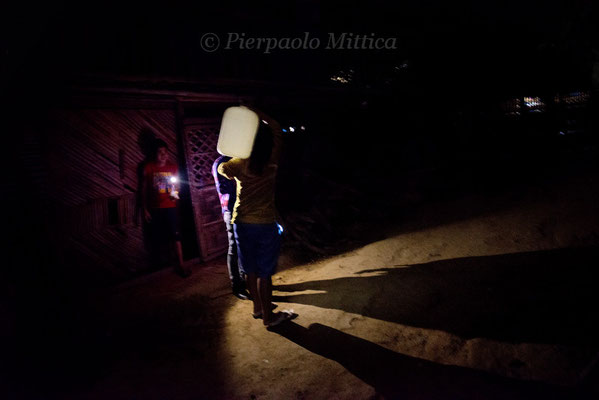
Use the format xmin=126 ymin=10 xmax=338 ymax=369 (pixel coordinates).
xmin=48 ymin=173 xmax=599 ymax=399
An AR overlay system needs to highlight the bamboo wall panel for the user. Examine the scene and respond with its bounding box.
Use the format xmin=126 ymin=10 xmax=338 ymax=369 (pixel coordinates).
xmin=41 ymin=107 xmax=179 ymax=280
xmin=47 ymin=109 xmax=177 ymax=207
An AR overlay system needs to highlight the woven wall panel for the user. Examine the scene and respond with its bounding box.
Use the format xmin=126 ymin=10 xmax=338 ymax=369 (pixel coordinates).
xmin=198 ymin=187 xmax=223 ymax=225
xmin=201 ymin=221 xmax=228 ymax=259
xmin=182 ymin=123 xmax=227 ymax=261
xmin=67 ymin=224 xmax=148 ymax=284
xmin=38 ymin=108 xmax=177 ymax=280
xmin=46 ymin=108 xmax=177 ymax=207
xmin=186 ymin=126 xmax=221 ymax=190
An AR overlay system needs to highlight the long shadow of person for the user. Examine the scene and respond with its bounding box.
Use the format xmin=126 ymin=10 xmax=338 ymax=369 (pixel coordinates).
xmin=274 ymin=246 xmax=599 ymax=346
xmin=271 ymin=322 xmax=578 ymax=399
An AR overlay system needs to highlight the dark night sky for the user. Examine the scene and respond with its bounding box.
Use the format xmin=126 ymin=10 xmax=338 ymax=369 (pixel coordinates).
xmin=2 ymin=0 xmax=595 ymax=96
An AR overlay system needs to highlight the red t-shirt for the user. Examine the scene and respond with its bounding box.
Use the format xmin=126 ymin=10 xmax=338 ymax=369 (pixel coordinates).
xmin=144 ymin=161 xmax=178 ymax=209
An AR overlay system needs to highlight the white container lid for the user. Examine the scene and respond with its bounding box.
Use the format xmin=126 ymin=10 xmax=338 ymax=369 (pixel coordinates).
xmin=217 ymin=106 xmax=260 ymax=159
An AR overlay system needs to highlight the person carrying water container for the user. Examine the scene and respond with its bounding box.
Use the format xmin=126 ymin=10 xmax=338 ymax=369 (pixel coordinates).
xmin=217 ymin=108 xmax=295 ymax=328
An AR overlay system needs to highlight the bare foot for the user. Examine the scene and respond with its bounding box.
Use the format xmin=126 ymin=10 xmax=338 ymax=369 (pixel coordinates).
xmin=264 ymin=310 xmax=296 ymax=328
xmin=252 ymin=303 xmax=278 ymax=319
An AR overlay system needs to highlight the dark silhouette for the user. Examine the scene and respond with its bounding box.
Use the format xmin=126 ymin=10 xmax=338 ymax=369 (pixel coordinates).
xmin=212 ymin=155 xmax=251 ymax=300
xmin=141 ymin=138 xmax=189 ymax=276
xmin=271 ymin=322 xmax=586 ymax=399
xmin=274 ymin=247 xmax=599 ymax=345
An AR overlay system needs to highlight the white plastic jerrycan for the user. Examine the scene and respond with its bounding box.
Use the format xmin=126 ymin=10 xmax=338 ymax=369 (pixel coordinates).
xmin=217 ymin=106 xmax=260 ymax=159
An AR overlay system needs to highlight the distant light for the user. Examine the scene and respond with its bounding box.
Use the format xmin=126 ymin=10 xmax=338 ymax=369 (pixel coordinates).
xmin=331 ymin=76 xmax=350 ymax=84
xmin=524 ymin=96 xmax=543 ymax=108
xmin=262 ymin=119 xmax=268 ymax=124
xmin=560 ymin=91 xmax=590 ymax=106
xmin=559 ymin=131 xmax=566 ymax=136
xmin=289 ymin=127 xmax=295 ymax=132
xmin=282 ymin=128 xmax=288 ymax=133
xmin=277 ymin=223 xmax=284 ymax=235
xmin=170 ymin=177 xmax=178 ymax=183
xmin=300 ymin=126 xmax=306 ymax=131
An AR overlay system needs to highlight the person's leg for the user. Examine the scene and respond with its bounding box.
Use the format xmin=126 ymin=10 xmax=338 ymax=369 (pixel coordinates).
xmin=227 ymin=242 xmax=237 ymax=283
xmin=246 ymin=273 xmax=261 ymax=316
xmin=224 ymin=212 xmax=236 ymax=282
xmin=230 ymin=240 xmax=250 ymax=299
xmin=235 ymin=222 xmax=281 ymax=320
xmin=225 ymin=212 xmax=248 ymax=298
xmin=256 ymin=223 xmax=293 ymax=326
xmin=258 ymin=275 xmax=274 ymax=324
xmin=166 ymin=207 xmax=189 ymax=276
xmin=167 ymin=239 xmax=188 ymax=276
xmin=175 ymin=240 xmax=184 ymax=266
xmin=147 ymin=212 xmax=161 ymax=270
xmin=152 ymin=209 xmax=170 ymax=268
xmin=229 ymin=240 xmax=242 ymax=286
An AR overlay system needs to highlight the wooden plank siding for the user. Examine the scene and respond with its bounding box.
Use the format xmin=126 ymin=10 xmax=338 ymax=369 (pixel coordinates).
xmin=46 ymin=108 xmax=178 ymax=206
xmin=15 ymin=83 xmax=262 ymax=285
xmin=42 ymin=107 xmax=183 ymax=283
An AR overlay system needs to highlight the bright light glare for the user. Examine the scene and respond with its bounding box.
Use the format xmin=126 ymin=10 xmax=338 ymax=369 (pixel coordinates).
xmin=170 ymin=177 xmax=178 ymax=183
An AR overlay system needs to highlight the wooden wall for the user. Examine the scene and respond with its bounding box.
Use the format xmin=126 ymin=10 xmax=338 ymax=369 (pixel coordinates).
xmin=35 ymin=105 xmax=185 ymax=284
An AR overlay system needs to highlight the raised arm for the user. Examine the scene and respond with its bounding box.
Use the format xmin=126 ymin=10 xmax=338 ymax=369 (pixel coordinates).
xmin=218 ymin=158 xmax=240 ymax=180
xmin=250 ymin=107 xmax=283 ymax=165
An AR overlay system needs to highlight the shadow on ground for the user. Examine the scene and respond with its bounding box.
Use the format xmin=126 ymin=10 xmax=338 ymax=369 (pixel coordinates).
xmin=271 ymin=322 xmax=590 ymax=399
xmin=275 ymin=246 xmax=599 ymax=346
xmin=8 ymin=285 xmax=231 ymax=399
xmin=279 ymin=152 xmax=598 ymax=266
